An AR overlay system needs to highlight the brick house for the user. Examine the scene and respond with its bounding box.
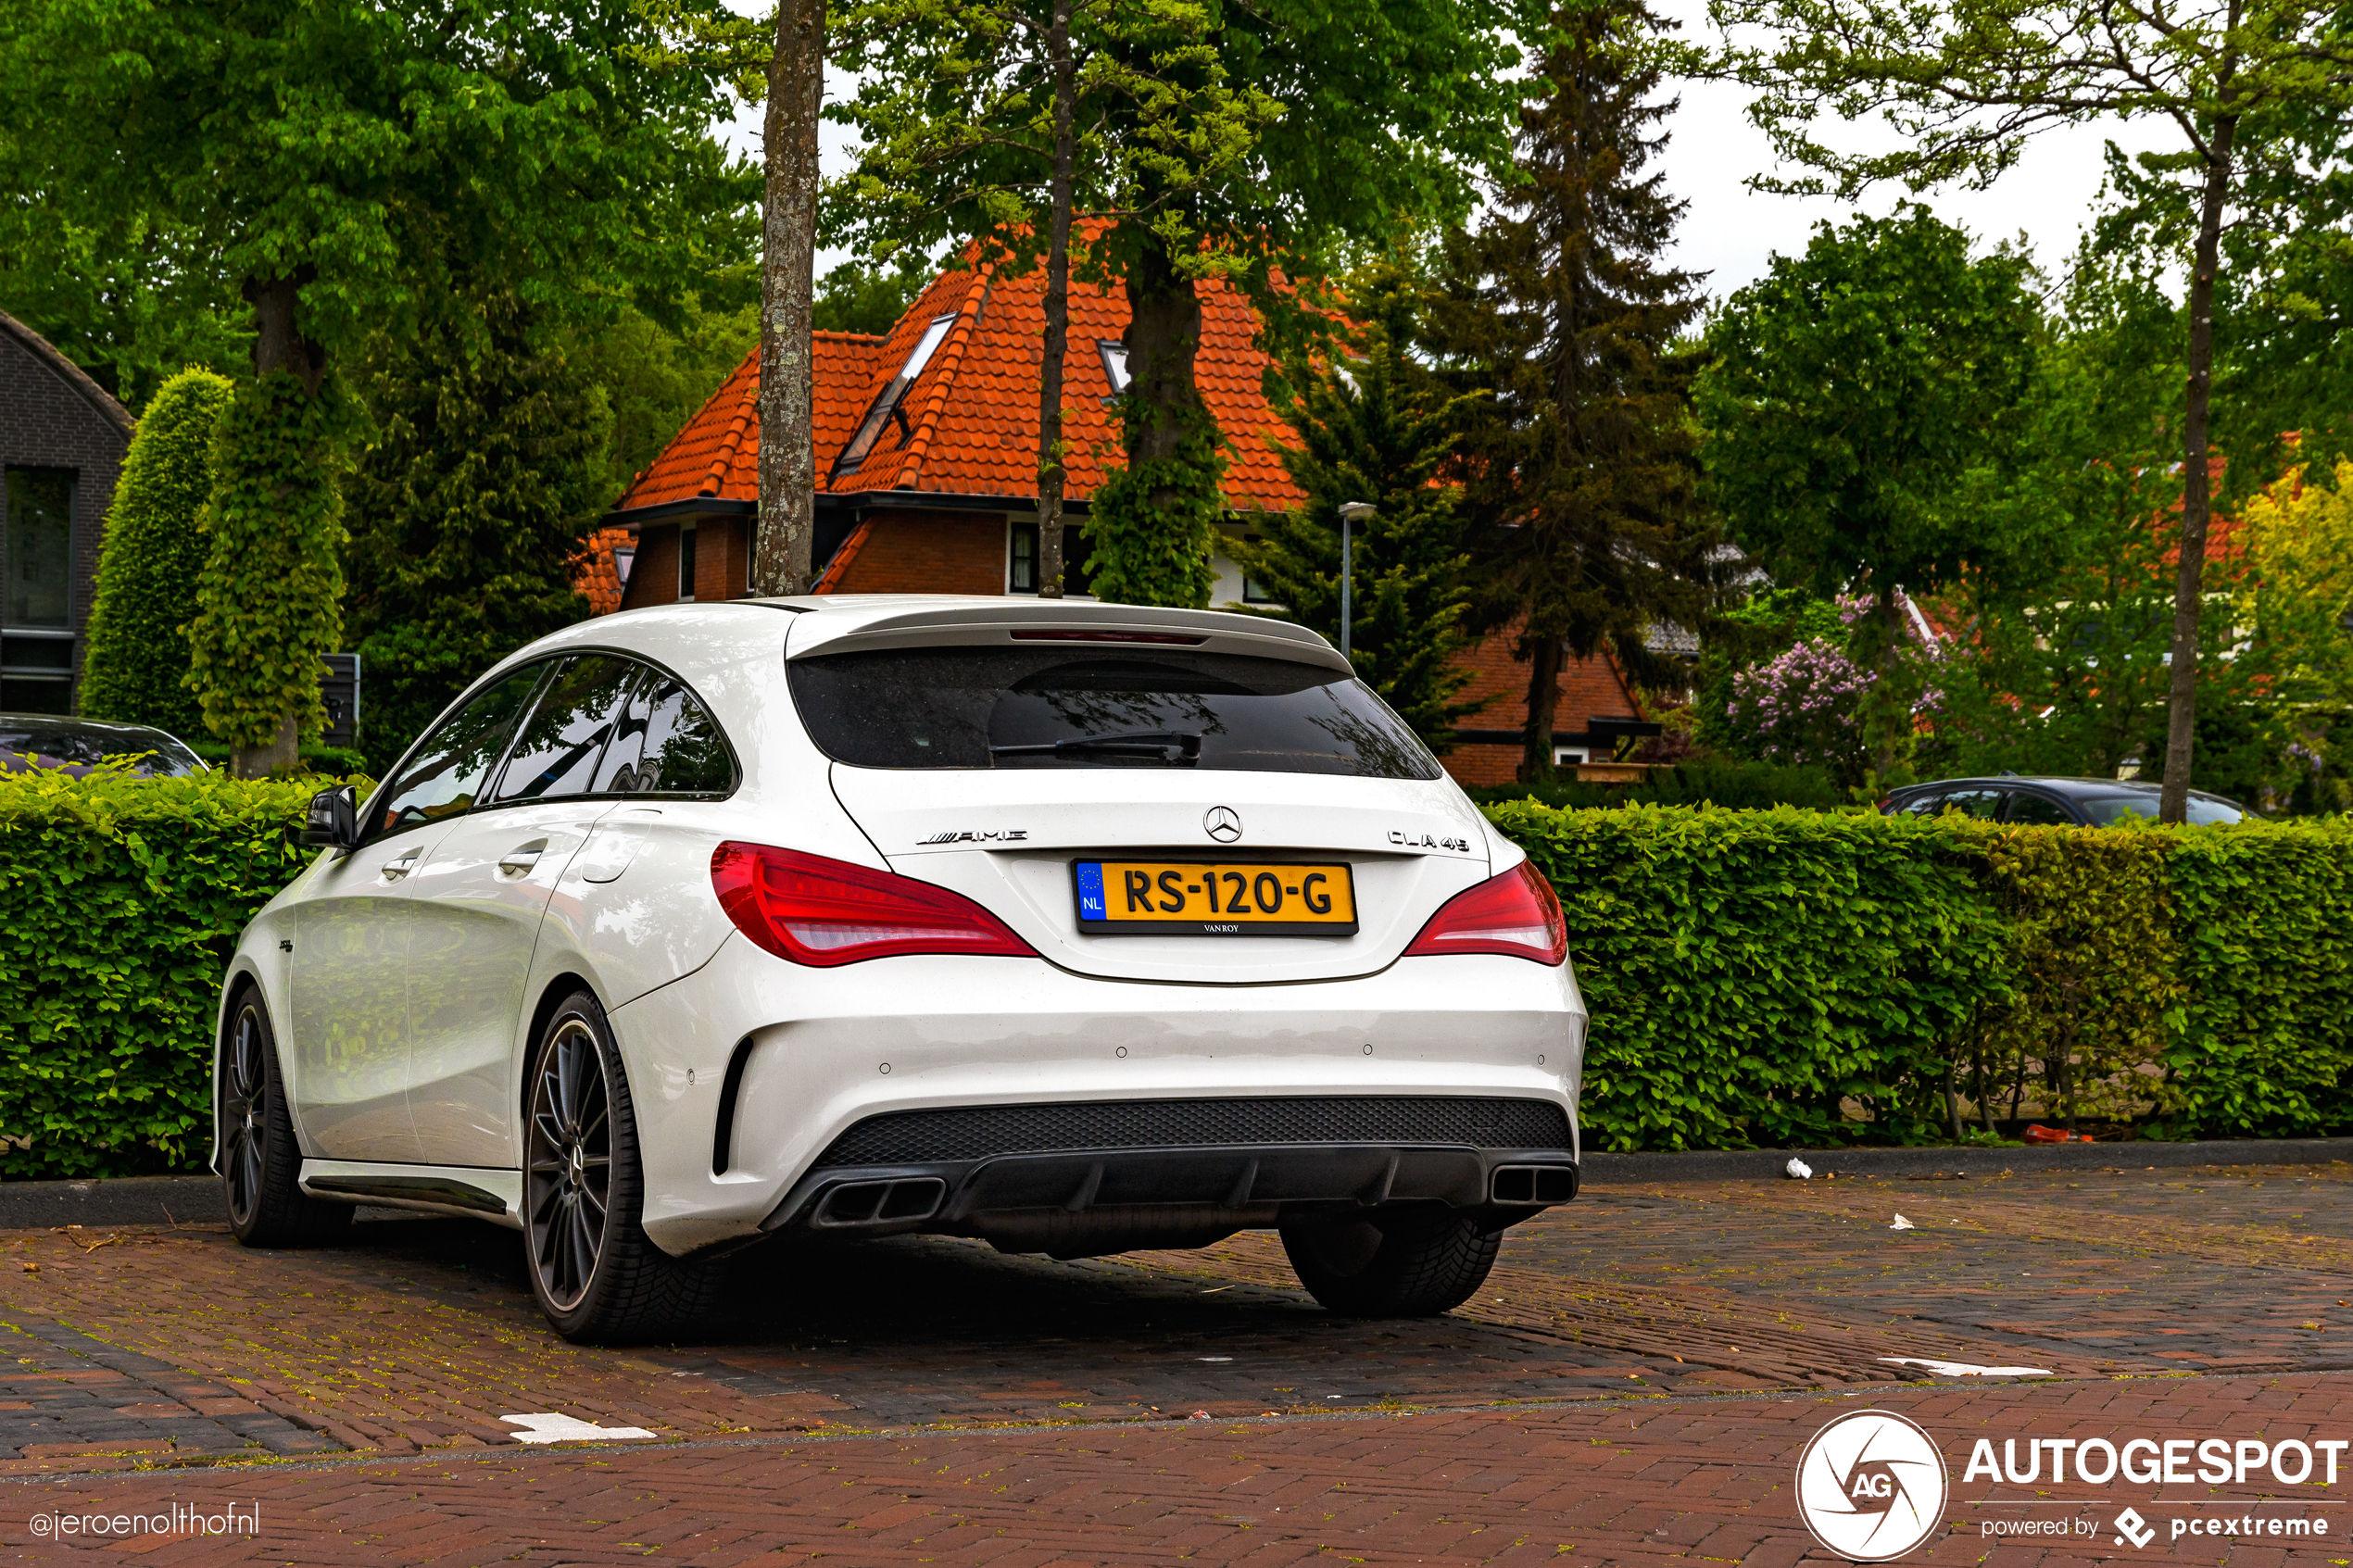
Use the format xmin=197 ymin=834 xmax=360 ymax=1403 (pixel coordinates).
xmin=595 ymin=257 xmax=1647 ymax=785
xmin=0 ymin=310 xmax=132 ymax=714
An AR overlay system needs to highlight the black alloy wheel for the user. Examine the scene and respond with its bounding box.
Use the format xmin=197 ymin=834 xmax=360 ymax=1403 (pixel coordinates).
xmin=219 ymin=990 xmax=351 ymax=1248
xmin=526 ymin=1014 xmax=614 ymax=1313
xmin=521 ymin=990 xmax=720 ymax=1343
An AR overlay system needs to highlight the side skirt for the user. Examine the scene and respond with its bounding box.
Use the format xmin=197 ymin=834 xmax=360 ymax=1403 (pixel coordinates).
xmin=299 ymin=1160 xmax=524 ymax=1230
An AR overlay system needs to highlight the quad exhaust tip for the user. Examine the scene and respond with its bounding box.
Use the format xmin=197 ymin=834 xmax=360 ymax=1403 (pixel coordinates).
xmin=811 ymin=1176 xmax=947 ymax=1229
xmin=1490 ymin=1164 xmax=1576 ymax=1205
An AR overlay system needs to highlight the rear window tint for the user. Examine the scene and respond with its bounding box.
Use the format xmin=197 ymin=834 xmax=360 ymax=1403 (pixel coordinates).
xmin=788 ymin=646 xmax=1441 ymax=780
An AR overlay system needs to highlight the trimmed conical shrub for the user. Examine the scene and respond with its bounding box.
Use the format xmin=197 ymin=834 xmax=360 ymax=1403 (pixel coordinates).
xmin=79 ymin=369 xmax=233 ymax=734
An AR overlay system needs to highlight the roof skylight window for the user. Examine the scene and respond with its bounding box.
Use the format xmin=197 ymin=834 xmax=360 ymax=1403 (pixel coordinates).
xmin=835 ymin=313 xmax=957 ymax=476
xmin=1097 ymin=340 xmax=1131 ymax=394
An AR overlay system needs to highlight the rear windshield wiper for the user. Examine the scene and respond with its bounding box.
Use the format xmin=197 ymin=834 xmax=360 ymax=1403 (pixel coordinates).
xmin=989 ymin=729 xmax=1203 ymax=762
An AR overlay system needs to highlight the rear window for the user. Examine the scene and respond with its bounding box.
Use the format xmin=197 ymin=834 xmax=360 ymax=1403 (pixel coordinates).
xmin=787 ymin=646 xmax=1441 ymax=779
xmin=0 ymin=722 xmax=200 ymax=776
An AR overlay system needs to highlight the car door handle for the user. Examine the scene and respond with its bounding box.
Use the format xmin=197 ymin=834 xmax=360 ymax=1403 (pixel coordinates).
xmin=498 ymin=840 xmax=549 ymax=876
xmin=380 ymin=849 xmax=422 ymax=881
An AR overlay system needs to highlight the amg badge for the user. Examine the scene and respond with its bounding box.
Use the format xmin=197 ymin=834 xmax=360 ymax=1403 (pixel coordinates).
xmin=916 ymin=829 xmax=1030 ymax=845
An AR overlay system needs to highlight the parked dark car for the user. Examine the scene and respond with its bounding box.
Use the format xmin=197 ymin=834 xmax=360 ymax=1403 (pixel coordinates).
xmin=0 ymin=714 xmax=205 ymax=778
xmin=1881 ymin=774 xmax=2247 ymax=826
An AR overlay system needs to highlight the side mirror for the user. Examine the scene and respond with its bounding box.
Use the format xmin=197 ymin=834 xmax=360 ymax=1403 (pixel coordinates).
xmin=298 ymin=784 xmax=359 ymax=849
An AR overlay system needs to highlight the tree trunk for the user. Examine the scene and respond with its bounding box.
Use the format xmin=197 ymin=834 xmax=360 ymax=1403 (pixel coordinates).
xmin=1868 ymin=583 xmax=1902 ymax=783
xmin=756 ymin=0 xmax=824 ymax=597
xmin=1122 ymin=239 xmax=1207 ymax=489
xmin=1518 ymin=633 xmax=1565 ymax=784
xmin=1037 ymin=0 xmax=1076 ymax=600
xmin=2159 ymin=83 xmax=2239 ymax=824
xmin=242 ymin=275 xmax=324 ymax=394
xmin=234 ymin=275 xmax=322 ymax=778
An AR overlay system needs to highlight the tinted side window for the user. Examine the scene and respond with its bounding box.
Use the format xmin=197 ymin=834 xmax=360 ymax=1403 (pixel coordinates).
xmin=1935 ymin=788 xmax=2006 ymax=821
xmin=592 ymin=670 xmax=736 ymax=795
xmin=366 ymin=666 xmax=547 ymax=838
xmin=2005 ymin=792 xmax=2077 ymax=825
xmin=1895 ymin=792 xmax=1948 ymax=817
xmin=492 ymin=656 xmax=639 ymax=802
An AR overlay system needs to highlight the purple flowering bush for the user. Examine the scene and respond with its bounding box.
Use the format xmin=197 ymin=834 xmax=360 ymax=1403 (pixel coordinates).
xmin=1705 ymin=593 xmax=1951 ymax=784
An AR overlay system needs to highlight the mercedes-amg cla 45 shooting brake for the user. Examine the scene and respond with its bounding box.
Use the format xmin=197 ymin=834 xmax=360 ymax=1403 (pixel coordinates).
xmin=214 ymin=597 xmax=1587 ymax=1341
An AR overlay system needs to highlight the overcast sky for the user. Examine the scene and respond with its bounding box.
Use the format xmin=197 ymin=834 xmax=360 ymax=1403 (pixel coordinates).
xmin=722 ymin=3 xmax=2179 ymax=307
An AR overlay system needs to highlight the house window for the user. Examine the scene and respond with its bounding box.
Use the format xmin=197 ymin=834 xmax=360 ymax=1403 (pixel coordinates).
xmin=835 ymin=314 xmax=956 ymax=477
xmin=0 ymin=630 xmax=73 ymax=713
xmin=1552 ymin=746 xmax=1587 ymax=768
xmin=1239 ymin=533 xmax=1277 ymax=604
xmin=1097 ymin=340 xmax=1131 ymax=395
xmin=4 ymin=468 xmax=75 ymax=630
xmin=1009 ymin=522 xmax=1036 ymax=593
xmin=1008 ymin=521 xmax=1090 ymax=596
xmin=678 ymin=524 xmax=697 ymax=602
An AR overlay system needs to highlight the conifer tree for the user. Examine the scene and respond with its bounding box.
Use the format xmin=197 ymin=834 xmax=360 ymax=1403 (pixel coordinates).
xmin=342 ymin=296 xmax=611 ymax=766
xmin=1227 ymin=262 xmax=1480 ymax=746
xmin=1430 ymin=0 xmax=1715 ymax=783
xmin=79 ymin=368 xmax=232 ymax=734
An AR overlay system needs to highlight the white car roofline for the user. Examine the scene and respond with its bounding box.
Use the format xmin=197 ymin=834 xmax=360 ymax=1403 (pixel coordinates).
xmin=767 ymin=595 xmax=1351 ymax=673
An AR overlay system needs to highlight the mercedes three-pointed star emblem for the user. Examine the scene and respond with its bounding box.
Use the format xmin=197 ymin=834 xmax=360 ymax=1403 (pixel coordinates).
xmin=1203 ymin=807 xmax=1242 ymax=843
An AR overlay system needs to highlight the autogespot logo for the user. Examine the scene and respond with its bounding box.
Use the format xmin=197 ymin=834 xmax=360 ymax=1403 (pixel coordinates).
xmin=1796 ymin=1410 xmax=1951 ymax=1561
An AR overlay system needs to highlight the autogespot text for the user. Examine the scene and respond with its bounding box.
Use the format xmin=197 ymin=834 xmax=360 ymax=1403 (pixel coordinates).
xmin=1964 ymin=1435 xmax=2347 ymax=1486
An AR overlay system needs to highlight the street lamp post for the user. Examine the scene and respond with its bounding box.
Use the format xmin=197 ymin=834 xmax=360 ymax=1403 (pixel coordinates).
xmin=1336 ymin=501 xmax=1375 ymax=661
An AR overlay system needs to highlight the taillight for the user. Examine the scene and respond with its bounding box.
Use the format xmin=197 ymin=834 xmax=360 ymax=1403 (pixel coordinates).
xmin=710 ymin=843 xmax=1038 ymax=967
xmin=1403 ymin=861 xmax=1567 ymax=965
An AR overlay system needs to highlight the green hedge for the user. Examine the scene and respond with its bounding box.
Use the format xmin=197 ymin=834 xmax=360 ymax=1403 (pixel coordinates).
xmin=1468 ymin=759 xmax=1851 ymax=813
xmin=1493 ymin=800 xmax=2353 ymax=1150
xmin=0 ymin=767 xmax=321 ymax=1178
xmin=2 ymin=772 xmax=2347 ymax=1176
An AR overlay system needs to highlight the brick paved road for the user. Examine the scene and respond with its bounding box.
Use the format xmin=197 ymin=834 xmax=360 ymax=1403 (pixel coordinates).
xmin=3 ymin=1162 xmax=2349 ymax=1562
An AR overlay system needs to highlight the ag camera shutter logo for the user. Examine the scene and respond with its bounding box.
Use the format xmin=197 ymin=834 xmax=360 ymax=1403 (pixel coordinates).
xmin=1796 ymin=1410 xmax=1950 ymax=1561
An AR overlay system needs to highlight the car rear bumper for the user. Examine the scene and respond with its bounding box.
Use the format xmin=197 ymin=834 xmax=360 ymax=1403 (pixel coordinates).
xmin=759 ymin=1095 xmax=1579 ymax=1256
xmin=610 ymin=934 xmax=1585 ymax=1256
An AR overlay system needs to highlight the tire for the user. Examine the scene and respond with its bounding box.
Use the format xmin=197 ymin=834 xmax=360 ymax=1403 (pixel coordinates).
xmin=1281 ymin=1208 xmax=1501 ymax=1317
xmin=522 ymin=989 xmax=719 ymax=1344
xmin=219 ymin=989 xmax=352 ymax=1248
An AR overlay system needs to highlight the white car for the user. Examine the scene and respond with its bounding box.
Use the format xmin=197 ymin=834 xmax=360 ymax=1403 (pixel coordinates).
xmin=214 ymin=596 xmax=1586 ymax=1342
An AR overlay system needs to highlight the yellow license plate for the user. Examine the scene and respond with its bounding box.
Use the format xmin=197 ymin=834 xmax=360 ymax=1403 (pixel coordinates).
xmin=1075 ymin=859 xmax=1357 ymax=936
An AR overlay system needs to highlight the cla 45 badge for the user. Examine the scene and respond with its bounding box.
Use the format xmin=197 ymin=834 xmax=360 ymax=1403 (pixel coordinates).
xmin=1390 ymin=829 xmax=1472 ymax=853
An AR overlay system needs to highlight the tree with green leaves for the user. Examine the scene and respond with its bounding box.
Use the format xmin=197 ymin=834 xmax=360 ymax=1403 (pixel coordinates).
xmin=1696 ymin=206 xmax=2042 ymax=784
xmin=1 ymin=0 xmax=755 ymax=772
xmin=2216 ymin=112 xmax=2353 ymax=482
xmin=1227 ymin=263 xmax=1479 ymax=745
xmin=1431 ymin=0 xmax=1716 ymax=784
xmin=344 ymin=297 xmax=613 ymax=768
xmin=572 ymin=296 xmax=761 ymax=496
xmin=830 ymin=0 xmax=1533 ymax=608
xmin=0 ymin=215 xmax=245 ymax=412
xmin=1922 ymin=245 xmax=2196 ymax=783
xmin=79 ymin=369 xmax=233 ymax=733
xmin=1710 ymin=0 xmax=2353 ymax=820
xmin=812 ymin=255 xmax=937 ymax=336
xmin=829 ymin=0 xmax=1277 ymax=608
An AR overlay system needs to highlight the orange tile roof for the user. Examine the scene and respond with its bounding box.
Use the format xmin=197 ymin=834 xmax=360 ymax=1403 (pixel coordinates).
xmin=614 ymin=332 xmax=888 ymax=513
xmin=608 ymin=254 xmax=1307 ymax=518
xmin=575 ymin=525 xmax=634 ymax=616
